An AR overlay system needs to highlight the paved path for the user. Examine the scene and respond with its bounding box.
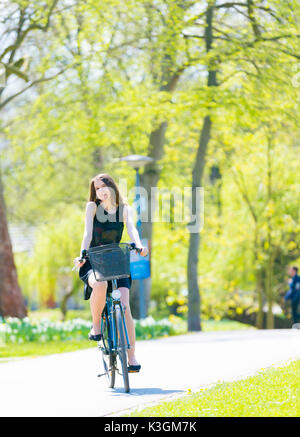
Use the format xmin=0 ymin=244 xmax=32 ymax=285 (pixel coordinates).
xmin=0 ymin=329 xmax=299 ymax=417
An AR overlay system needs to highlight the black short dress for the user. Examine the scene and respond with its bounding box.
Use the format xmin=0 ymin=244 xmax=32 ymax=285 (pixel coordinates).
xmin=79 ymin=199 xmax=132 ymax=300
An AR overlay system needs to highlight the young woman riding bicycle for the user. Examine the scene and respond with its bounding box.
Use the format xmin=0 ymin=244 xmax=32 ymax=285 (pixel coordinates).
xmin=73 ymin=173 xmax=148 ymax=372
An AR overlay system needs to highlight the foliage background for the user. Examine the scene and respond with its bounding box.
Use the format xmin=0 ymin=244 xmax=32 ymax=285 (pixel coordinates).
xmin=1 ymin=0 xmax=299 ymax=326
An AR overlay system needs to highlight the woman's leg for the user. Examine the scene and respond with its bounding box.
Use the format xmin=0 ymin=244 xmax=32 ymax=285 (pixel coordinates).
xmin=88 ymin=272 xmax=108 ymax=335
xmin=118 ymin=286 xmax=140 ymax=366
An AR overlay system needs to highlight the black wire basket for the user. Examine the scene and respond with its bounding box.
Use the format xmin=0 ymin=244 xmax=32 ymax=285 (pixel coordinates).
xmin=87 ymin=243 xmax=131 ymax=282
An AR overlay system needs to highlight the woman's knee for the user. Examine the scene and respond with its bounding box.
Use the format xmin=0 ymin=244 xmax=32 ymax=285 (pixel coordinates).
xmin=119 ymin=287 xmax=130 ymax=311
xmin=93 ymin=281 xmax=108 ymax=293
xmin=88 ymin=273 xmax=108 ymax=291
xmin=90 ymin=283 xmax=107 ymax=302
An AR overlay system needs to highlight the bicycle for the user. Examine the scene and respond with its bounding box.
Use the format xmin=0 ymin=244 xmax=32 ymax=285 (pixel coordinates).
xmin=80 ymin=242 xmax=142 ymax=393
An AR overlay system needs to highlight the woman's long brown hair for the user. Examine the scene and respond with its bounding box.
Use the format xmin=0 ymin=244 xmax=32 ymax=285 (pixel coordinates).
xmin=88 ymin=173 xmax=127 ymax=206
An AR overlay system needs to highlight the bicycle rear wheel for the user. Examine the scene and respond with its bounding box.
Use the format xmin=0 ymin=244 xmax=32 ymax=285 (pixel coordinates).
xmin=100 ymin=312 xmax=116 ymax=388
xmin=115 ymin=304 xmax=130 ymax=393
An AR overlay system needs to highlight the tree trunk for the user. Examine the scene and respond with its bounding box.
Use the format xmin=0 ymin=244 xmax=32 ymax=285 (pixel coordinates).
xmin=256 ymin=267 xmax=265 ymax=329
xmin=266 ymin=132 xmax=274 ymax=329
xmin=60 ymin=285 xmax=75 ymax=321
xmin=187 ymin=116 xmax=212 ymax=331
xmin=266 ymin=251 xmax=274 ymax=329
xmin=0 ymin=167 xmax=27 ymax=318
xmin=256 ymin=267 xmax=264 ymax=329
xmin=141 ymin=122 xmax=168 ymax=236
xmin=187 ymin=232 xmax=201 ymax=331
xmin=187 ymin=2 xmax=217 ymax=331
xmin=209 ymin=165 xmax=222 ymax=235
xmin=254 ymin=227 xmax=264 ymax=329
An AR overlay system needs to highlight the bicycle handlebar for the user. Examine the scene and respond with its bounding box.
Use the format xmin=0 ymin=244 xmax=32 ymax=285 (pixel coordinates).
xmin=129 ymin=242 xmax=143 ymax=254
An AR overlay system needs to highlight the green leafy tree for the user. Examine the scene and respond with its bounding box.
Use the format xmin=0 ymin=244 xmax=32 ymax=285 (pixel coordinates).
xmin=0 ymin=0 xmax=68 ymax=317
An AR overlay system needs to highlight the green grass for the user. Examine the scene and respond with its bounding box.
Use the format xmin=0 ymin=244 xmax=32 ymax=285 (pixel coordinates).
xmin=127 ymin=360 xmax=300 ymax=417
xmin=0 ymin=340 xmax=93 ymax=359
xmin=201 ymin=319 xmax=255 ymax=331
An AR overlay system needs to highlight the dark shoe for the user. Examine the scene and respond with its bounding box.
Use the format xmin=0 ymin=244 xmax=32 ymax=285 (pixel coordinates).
xmin=128 ymin=364 xmax=141 ymax=373
xmin=88 ymin=331 xmax=102 ymax=341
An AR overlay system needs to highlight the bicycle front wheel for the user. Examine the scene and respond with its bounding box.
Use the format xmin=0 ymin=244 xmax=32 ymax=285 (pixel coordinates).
xmin=101 ymin=312 xmax=116 ymax=388
xmin=115 ymin=304 xmax=130 ymax=393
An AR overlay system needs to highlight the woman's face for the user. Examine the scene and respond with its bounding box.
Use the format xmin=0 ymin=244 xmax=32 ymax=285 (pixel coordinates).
xmin=94 ymin=179 xmax=112 ymax=202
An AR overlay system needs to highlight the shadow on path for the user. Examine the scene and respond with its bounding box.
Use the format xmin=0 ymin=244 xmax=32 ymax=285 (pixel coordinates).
xmin=108 ymin=387 xmax=184 ymax=397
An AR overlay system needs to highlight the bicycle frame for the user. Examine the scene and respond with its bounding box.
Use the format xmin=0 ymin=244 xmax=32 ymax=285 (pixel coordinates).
xmin=101 ymin=278 xmax=131 ymax=354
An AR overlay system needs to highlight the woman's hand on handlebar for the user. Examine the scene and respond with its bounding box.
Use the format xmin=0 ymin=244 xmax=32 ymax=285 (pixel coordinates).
xmin=130 ymin=242 xmax=148 ymax=257
xmin=73 ymin=256 xmax=86 ymax=269
xmin=138 ymin=246 xmax=148 ymax=257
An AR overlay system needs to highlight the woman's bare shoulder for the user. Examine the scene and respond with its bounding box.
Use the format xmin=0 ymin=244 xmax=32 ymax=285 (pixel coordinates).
xmin=86 ymin=201 xmax=97 ymax=213
xmin=122 ymin=203 xmax=132 ymax=221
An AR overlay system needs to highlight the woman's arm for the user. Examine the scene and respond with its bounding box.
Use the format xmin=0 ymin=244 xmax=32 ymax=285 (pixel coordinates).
xmin=74 ymin=202 xmax=96 ymax=269
xmin=80 ymin=201 xmax=96 ymax=255
xmin=124 ymin=204 xmax=148 ymax=256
